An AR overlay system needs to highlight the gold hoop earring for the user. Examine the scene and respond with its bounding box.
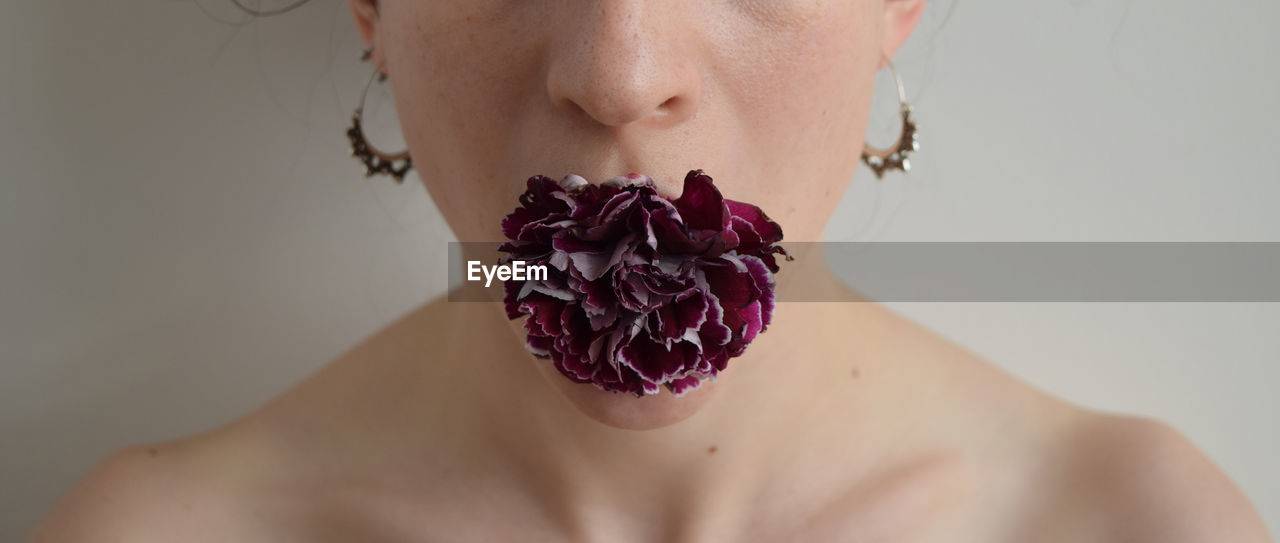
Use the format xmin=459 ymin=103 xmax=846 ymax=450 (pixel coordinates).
xmin=860 ymin=57 xmax=919 ymax=179
xmin=346 ymin=49 xmax=413 ymax=183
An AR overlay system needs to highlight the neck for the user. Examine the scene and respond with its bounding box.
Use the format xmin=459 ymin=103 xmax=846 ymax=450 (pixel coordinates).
xmin=435 ymin=251 xmax=934 ymax=539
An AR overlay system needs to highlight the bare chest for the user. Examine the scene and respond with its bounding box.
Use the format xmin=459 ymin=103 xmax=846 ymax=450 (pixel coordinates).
xmin=248 ymin=459 xmax=1072 ymax=543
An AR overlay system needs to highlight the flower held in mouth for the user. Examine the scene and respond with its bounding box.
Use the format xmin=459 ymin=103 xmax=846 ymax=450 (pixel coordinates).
xmin=499 ymin=169 xmax=789 ymax=397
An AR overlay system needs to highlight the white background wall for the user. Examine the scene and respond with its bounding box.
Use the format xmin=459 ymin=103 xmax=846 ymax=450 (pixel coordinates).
xmin=2 ymin=0 xmax=1276 ymax=538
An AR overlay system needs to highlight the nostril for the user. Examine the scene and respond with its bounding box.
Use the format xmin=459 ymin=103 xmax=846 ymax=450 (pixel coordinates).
xmin=561 ymin=97 xmax=588 ymax=121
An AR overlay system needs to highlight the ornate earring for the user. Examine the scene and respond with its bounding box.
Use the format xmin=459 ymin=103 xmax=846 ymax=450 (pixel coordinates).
xmin=860 ymin=57 xmax=919 ymax=179
xmin=346 ymin=48 xmax=413 ymax=183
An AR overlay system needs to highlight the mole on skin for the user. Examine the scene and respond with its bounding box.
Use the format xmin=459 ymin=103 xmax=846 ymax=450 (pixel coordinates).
xmin=707 ymin=445 xmax=718 ymax=454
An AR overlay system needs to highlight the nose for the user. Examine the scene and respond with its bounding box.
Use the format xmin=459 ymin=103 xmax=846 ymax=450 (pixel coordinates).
xmin=545 ymin=1 xmax=702 ymax=130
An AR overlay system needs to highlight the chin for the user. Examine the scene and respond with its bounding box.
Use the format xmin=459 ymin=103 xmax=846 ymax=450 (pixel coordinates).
xmin=533 ymin=361 xmax=720 ymax=431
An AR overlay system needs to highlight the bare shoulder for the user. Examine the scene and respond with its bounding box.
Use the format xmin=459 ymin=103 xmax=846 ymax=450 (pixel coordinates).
xmin=28 ymin=434 xmax=274 ymax=543
xmin=866 ymin=308 xmax=1271 ymax=542
xmin=1059 ymin=412 xmax=1271 ymax=542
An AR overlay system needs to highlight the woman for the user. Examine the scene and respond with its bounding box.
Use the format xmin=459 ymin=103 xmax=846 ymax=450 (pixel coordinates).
xmin=31 ymin=0 xmax=1270 ymax=541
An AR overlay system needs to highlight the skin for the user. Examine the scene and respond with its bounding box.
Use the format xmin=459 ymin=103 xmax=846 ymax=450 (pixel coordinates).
xmin=30 ymin=0 xmax=1271 ymax=541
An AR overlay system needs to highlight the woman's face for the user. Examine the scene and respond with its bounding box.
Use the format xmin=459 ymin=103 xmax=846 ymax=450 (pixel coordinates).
xmin=350 ymin=0 xmax=923 ymax=428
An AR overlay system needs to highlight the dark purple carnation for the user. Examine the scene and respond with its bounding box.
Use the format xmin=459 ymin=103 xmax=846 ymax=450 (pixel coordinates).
xmin=499 ymin=170 xmax=790 ymax=397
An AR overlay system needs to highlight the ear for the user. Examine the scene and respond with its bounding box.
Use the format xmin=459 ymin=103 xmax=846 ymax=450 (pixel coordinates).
xmin=348 ymin=0 xmax=382 ymax=64
xmin=879 ymin=0 xmax=926 ymax=68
